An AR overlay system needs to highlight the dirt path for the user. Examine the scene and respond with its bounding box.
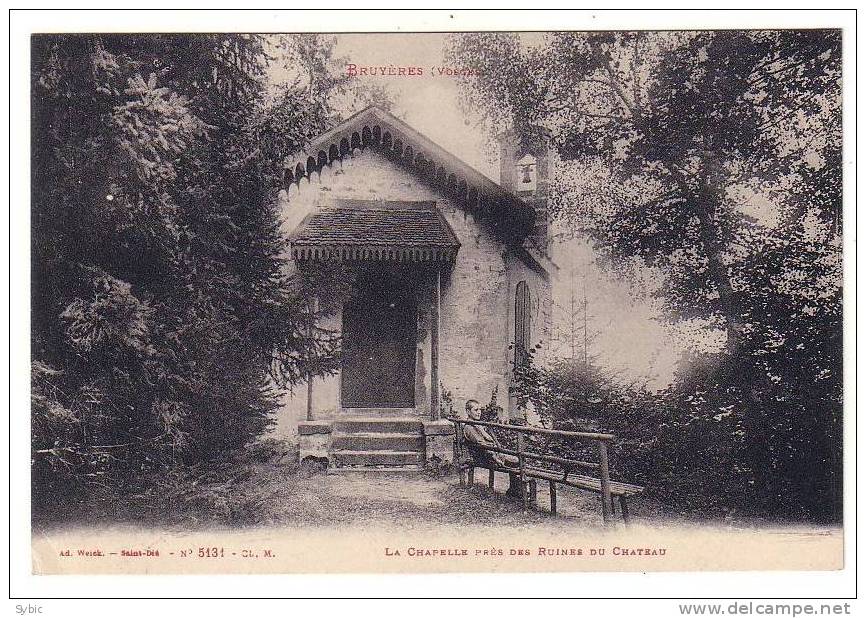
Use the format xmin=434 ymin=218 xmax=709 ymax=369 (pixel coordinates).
xmin=233 ymin=464 xmax=669 ymax=531
xmin=32 ymin=464 xmax=843 ymax=575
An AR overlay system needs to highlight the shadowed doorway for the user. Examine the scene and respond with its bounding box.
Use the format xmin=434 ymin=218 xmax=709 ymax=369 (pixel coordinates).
xmin=341 ymin=269 xmax=417 ymax=408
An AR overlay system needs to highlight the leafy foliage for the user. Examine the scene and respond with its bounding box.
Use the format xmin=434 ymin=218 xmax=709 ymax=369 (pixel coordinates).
xmin=453 ymin=31 xmax=842 ymax=521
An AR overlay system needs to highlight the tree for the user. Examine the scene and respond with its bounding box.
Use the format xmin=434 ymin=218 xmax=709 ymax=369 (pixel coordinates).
xmin=30 ymin=34 xmax=343 ymax=514
xmin=549 ymin=246 xmax=602 ymax=370
xmin=450 ymin=31 xmax=843 ymax=521
xmin=449 ymin=31 xmax=840 ymax=354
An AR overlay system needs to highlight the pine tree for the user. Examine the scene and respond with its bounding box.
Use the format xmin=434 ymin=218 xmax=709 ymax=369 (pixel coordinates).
xmin=30 ymin=34 xmax=342 ymax=514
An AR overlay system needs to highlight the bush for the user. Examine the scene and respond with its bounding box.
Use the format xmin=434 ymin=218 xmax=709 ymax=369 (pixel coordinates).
xmin=510 ymin=344 xmax=842 ymax=522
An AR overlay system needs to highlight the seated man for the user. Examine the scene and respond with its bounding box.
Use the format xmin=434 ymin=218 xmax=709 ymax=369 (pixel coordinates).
xmin=462 ymin=399 xmax=519 ymax=469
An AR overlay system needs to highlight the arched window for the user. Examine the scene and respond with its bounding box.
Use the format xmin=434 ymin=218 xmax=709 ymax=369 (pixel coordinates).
xmin=514 ymin=281 xmax=531 ymax=366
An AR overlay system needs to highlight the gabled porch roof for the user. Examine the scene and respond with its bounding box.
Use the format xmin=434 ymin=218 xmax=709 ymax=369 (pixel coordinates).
xmin=289 ymin=200 xmax=460 ymax=263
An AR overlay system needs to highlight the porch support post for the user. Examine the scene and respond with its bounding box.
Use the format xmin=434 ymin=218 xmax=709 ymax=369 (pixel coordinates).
xmin=430 ymin=267 xmax=441 ymax=420
xmin=306 ymin=374 xmax=314 ymax=421
xmin=306 ymin=296 xmax=318 ymax=422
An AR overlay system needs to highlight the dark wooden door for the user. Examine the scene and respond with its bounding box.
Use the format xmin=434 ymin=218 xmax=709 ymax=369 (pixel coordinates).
xmin=341 ymin=277 xmax=417 ymax=408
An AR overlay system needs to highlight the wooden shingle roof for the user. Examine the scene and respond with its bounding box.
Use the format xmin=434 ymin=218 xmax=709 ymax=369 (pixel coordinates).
xmin=289 ymin=200 xmax=460 ymax=263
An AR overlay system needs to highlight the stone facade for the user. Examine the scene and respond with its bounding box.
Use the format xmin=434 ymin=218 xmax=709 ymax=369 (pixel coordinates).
xmin=272 ymin=141 xmax=552 ymax=447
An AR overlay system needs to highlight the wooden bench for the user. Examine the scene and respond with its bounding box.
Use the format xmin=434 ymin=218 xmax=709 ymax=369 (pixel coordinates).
xmin=450 ymin=418 xmax=644 ymax=525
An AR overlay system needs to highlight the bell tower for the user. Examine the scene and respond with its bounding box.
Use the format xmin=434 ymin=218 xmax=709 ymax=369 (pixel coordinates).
xmin=499 ymin=127 xmax=551 ymax=255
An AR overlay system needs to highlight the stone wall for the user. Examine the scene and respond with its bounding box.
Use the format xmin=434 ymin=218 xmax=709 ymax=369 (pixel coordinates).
xmin=298 ymin=420 xmax=332 ymax=464
xmin=422 ymin=420 xmax=456 ymax=465
xmin=505 ymin=249 xmax=553 ymax=422
xmin=437 ymin=202 xmax=511 ymax=420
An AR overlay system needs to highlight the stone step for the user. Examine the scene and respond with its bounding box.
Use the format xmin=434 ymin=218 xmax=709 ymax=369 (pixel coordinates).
xmin=331 ymin=432 xmax=424 ymax=452
xmin=333 ymin=418 xmax=423 ymax=434
xmin=332 ymin=450 xmax=423 ymax=468
xmin=340 ymin=408 xmax=419 ymax=418
xmin=327 ymin=467 xmax=423 ymax=474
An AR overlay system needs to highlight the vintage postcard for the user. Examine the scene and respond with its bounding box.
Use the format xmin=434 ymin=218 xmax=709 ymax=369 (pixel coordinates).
xmin=20 ymin=13 xmax=849 ymax=583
